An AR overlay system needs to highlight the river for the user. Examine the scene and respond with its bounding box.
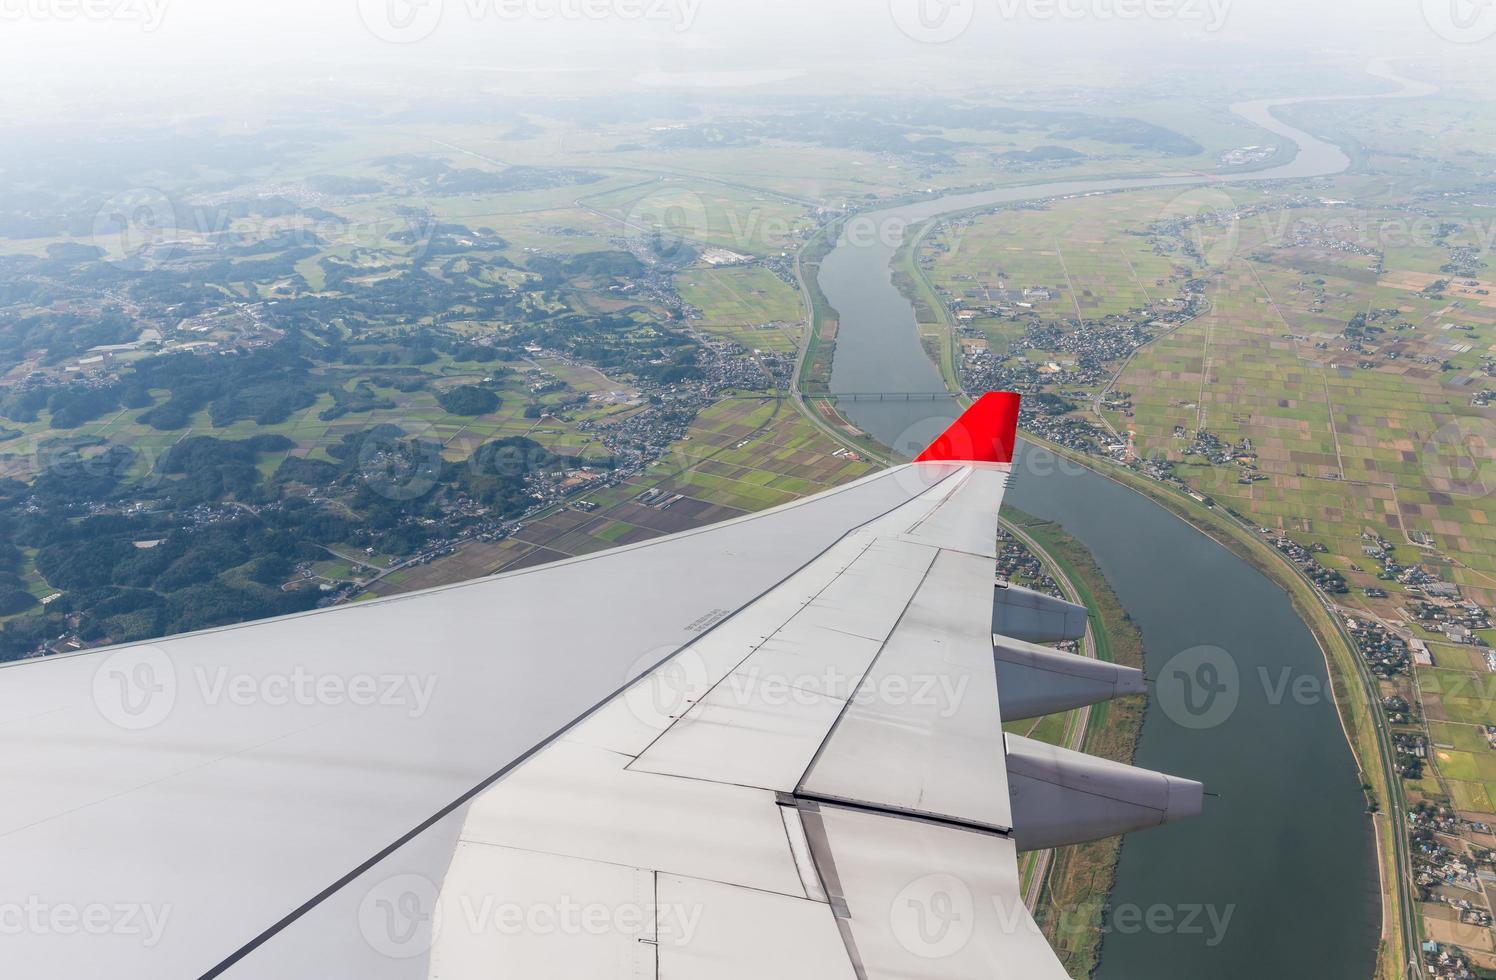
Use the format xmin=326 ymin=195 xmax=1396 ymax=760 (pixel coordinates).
xmin=814 ymin=67 xmax=1430 ymax=977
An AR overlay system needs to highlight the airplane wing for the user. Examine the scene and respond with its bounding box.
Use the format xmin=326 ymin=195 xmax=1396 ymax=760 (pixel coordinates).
xmin=0 ymin=392 xmax=1201 ymax=978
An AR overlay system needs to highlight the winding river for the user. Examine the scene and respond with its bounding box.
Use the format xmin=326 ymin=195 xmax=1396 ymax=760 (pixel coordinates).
xmin=816 ymin=67 xmax=1433 ymax=978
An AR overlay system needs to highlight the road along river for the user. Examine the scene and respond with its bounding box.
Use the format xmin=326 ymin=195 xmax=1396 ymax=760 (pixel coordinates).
xmin=814 ymin=68 xmax=1431 ymax=978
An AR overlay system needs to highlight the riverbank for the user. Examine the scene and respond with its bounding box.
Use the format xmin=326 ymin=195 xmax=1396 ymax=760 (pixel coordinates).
xmin=1008 ymin=509 xmax=1148 ymax=977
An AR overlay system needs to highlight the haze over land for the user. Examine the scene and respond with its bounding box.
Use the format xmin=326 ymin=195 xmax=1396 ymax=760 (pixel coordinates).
xmin=1 ymin=0 xmax=1491 ymax=113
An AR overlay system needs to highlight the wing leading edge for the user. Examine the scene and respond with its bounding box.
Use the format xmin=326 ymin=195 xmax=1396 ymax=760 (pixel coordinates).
xmin=0 ymin=392 xmax=1202 ymax=978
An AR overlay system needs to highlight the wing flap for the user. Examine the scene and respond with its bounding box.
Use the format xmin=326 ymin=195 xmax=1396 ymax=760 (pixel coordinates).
xmin=802 ymin=802 xmax=1068 ymax=980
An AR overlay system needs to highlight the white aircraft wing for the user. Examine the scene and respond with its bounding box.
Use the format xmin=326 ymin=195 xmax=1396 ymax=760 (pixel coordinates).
xmin=0 ymin=392 xmax=1200 ymax=978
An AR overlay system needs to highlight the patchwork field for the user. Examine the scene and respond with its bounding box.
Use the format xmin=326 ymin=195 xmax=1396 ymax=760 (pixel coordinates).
xmin=1119 ymin=199 xmax=1496 ymax=590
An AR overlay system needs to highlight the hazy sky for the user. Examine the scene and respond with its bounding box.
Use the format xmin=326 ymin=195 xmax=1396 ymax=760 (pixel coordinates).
xmin=0 ymin=0 xmax=1488 ymax=118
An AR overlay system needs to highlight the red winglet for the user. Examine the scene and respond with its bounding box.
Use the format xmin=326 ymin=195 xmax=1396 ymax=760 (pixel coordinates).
xmin=914 ymin=392 xmax=1021 ymax=464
